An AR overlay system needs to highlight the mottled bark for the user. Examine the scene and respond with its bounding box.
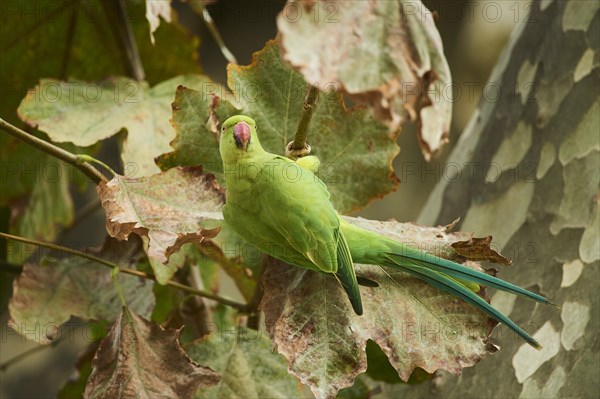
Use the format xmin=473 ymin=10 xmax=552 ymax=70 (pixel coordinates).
xmin=384 ymin=1 xmax=598 ymax=397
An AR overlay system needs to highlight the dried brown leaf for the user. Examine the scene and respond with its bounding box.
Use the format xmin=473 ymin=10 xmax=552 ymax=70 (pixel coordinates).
xmin=452 ymin=236 xmax=513 ymax=266
xmin=97 ymin=166 xmax=224 ymax=283
xmin=84 ymin=309 xmax=220 ymax=399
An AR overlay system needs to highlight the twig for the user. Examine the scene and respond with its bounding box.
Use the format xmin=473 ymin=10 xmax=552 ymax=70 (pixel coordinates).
xmin=286 ymin=85 xmax=319 ymax=159
xmin=0 ymin=232 xmax=249 ymax=312
xmin=0 ymin=118 xmax=107 ymax=184
xmin=0 ymin=336 xmax=65 ymax=372
xmin=76 ymin=154 xmax=116 ymax=176
xmin=197 ymin=2 xmax=238 ymax=64
xmin=179 ymin=266 xmax=213 ymax=338
xmin=102 ymin=0 xmax=145 ymax=81
xmin=246 ymin=255 xmax=269 ymax=330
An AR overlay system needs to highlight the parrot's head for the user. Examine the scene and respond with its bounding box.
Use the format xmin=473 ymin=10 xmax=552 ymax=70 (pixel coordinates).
xmin=219 ymin=115 xmax=263 ymax=164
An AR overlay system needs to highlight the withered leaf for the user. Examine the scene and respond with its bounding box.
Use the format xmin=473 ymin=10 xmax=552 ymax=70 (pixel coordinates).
xmin=186 ymin=329 xmax=303 ymax=398
xmin=9 ymin=238 xmax=154 ymax=344
xmin=451 ymin=236 xmax=512 ymax=266
xmin=261 ymin=217 xmax=499 ymax=398
xmin=84 ymin=308 xmax=220 ymax=399
xmin=278 ymin=0 xmax=452 ymax=159
xmin=97 ymin=166 xmax=224 ymax=283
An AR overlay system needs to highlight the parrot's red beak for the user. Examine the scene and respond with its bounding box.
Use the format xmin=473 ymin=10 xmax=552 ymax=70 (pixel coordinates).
xmin=233 ymin=122 xmax=251 ymax=149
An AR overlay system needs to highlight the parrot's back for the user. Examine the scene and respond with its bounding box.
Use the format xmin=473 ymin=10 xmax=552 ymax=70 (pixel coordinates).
xmin=223 ymin=153 xmax=341 ymax=273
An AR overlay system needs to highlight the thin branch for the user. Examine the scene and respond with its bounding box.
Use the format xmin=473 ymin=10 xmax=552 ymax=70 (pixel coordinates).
xmin=0 ymin=118 xmax=108 ymax=184
xmin=102 ymin=0 xmax=145 ymax=81
xmin=200 ymin=5 xmax=238 ymax=64
xmin=286 ymin=85 xmax=319 ymax=159
xmin=0 ymin=232 xmax=249 ymax=312
xmin=246 ymin=255 xmax=269 ymax=330
xmin=0 ymin=337 xmax=65 ymax=372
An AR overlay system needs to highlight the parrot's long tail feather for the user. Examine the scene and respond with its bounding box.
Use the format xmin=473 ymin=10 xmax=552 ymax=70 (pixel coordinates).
xmin=385 ymin=248 xmax=551 ymax=305
xmin=382 ymin=256 xmax=542 ymax=349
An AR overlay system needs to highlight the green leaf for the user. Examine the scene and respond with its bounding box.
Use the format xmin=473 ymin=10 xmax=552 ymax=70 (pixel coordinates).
xmin=84 ymin=308 xmax=220 ymax=398
xmin=364 ymin=340 xmax=403 ymax=384
xmin=6 ymin=155 xmax=74 ymax=263
xmin=8 ymin=238 xmax=155 ymax=344
xmin=151 ymin=281 xmax=180 ymax=325
xmin=186 ymin=329 xmax=304 ymax=399
xmin=158 ymin=41 xmax=400 ymax=213
xmin=277 ymin=0 xmax=452 ymax=160
xmin=156 ymin=84 xmax=239 ymax=175
xmin=18 ymin=75 xmax=212 ymax=176
xmin=97 ymin=166 xmax=224 ymax=283
xmin=260 ymin=217 xmax=497 ymax=398
xmin=336 ymin=377 xmax=371 ymax=399
xmin=58 ymin=353 xmax=94 ymax=399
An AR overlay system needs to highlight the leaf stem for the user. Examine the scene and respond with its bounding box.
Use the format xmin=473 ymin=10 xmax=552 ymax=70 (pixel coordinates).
xmin=0 ymin=336 xmax=65 ymax=372
xmin=287 ymin=85 xmax=319 ymax=159
xmin=102 ymin=0 xmax=145 ymax=81
xmin=0 ymin=118 xmax=108 ymax=184
xmin=76 ymin=154 xmax=116 ymax=176
xmin=246 ymin=255 xmax=269 ymax=329
xmin=0 ymin=232 xmax=249 ymax=312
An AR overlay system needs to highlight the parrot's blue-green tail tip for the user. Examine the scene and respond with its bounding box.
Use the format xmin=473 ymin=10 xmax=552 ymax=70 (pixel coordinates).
xmin=549 ymin=301 xmax=562 ymax=310
xmin=531 ymin=340 xmax=543 ymax=350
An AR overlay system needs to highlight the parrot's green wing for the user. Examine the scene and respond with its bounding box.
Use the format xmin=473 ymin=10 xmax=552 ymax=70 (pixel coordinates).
xmin=335 ymin=228 xmax=363 ymax=315
xmin=225 ymin=155 xmax=337 ymax=270
xmin=295 ymin=155 xmax=321 ymax=174
xmin=224 ymin=154 xmax=364 ymax=314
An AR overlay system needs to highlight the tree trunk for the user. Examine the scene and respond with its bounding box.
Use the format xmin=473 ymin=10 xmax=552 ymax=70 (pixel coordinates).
xmin=387 ymin=1 xmax=599 ymax=397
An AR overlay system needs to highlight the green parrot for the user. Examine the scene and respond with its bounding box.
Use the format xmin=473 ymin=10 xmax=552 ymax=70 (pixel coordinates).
xmin=219 ymin=115 xmax=553 ymax=349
